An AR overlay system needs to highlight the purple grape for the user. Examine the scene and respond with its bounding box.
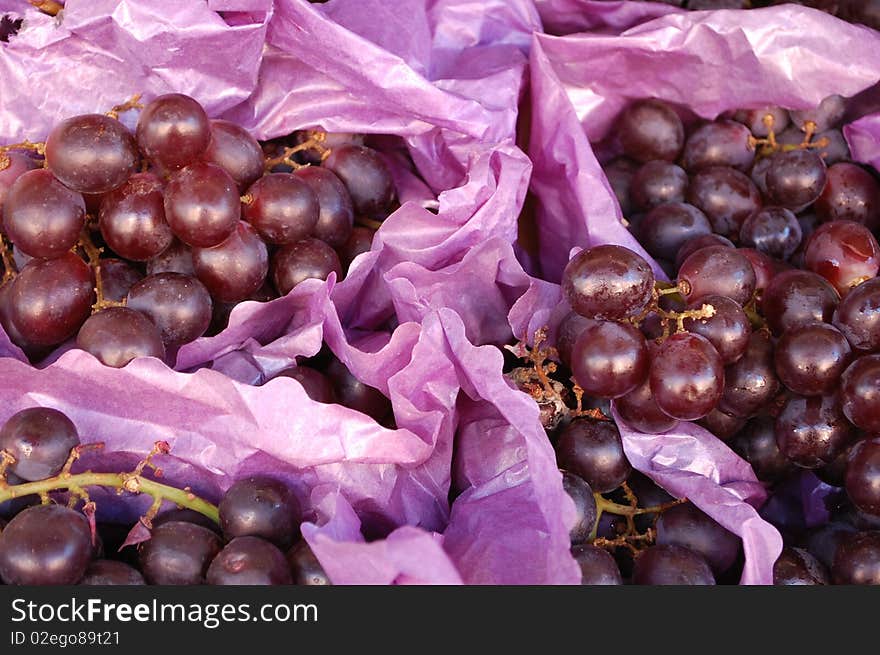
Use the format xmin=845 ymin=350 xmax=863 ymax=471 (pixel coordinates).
xmin=126 ymin=273 xmax=212 ymax=346
xmin=814 ymin=162 xmax=880 ymax=231
xmin=322 ymin=145 xmax=394 ymax=218
xmin=192 ymin=222 xmax=269 ymax=303
xmin=677 ymin=245 xmax=757 ymax=306
xmin=287 ymin=541 xmax=331 ymax=585
xmin=639 ymin=202 xmax=712 ymax=262
xmin=219 ymin=477 xmax=301 ymax=550
xmin=243 ymin=173 xmax=319 ymax=245
xmin=571 ymin=544 xmax=622 ymax=585
xmin=562 ymin=471 xmax=597 ymax=544
xmin=804 ymin=220 xmax=880 ymax=295
xmin=632 ymin=544 xmax=715 ymax=585
xmin=271 ymin=237 xmax=342 ymax=296
xmin=99 ymin=172 xmax=173 ymax=261
xmin=730 ymin=416 xmax=794 ymax=483
xmin=775 ymin=394 xmax=854 ymax=469
xmin=562 ymin=245 xmax=654 ymax=321
xmin=136 ymin=94 xmax=211 ymax=171
xmin=616 ymin=99 xmax=685 ymax=163
xmin=739 ymin=206 xmax=802 ymax=260
xmin=294 ymin=167 xmax=355 ymax=248
xmin=555 ymin=418 xmax=631 ymax=493
xmin=650 ymin=332 xmax=724 ymax=421
xmin=0 ymin=407 xmax=79 ymax=482
xmin=832 ymin=531 xmax=880 ymax=584
xmin=773 ymin=547 xmax=829 ymax=585
xmin=683 ymin=294 xmax=751 ymax=364
xmin=138 ymin=521 xmax=222 ymax=585
xmin=718 ymin=330 xmax=779 ymax=419
xmin=207 ymin=536 xmax=293 ymax=586
xmin=570 ymin=320 xmax=649 ymax=399
xmin=761 ymin=269 xmax=839 ymax=335
xmin=682 ymin=120 xmax=755 ymax=172
xmin=164 ymin=162 xmax=241 ymax=248
xmin=774 ymin=323 xmax=852 ymax=396
xmin=846 ymin=439 xmax=880 ymax=517
xmin=204 ymin=119 xmax=264 ymax=193
xmin=841 ymin=355 xmax=880 ymax=434
xmin=76 ymin=307 xmax=166 ymax=368
xmin=765 ymin=149 xmax=827 ymax=209
xmin=656 ymin=503 xmax=740 ymax=574
xmin=631 ymin=161 xmax=688 ymax=211
xmin=687 ymin=166 xmax=762 ymax=239
xmin=834 ymin=278 xmax=880 ymax=352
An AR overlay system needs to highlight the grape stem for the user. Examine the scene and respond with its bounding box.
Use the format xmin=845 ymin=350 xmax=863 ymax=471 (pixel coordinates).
xmin=78 ymin=229 xmax=127 ymax=312
xmin=0 ymin=441 xmax=220 ymax=525
xmin=263 ymin=131 xmax=330 ymax=171
xmin=0 ymin=236 xmax=17 ymax=283
xmin=355 ymin=216 xmax=384 ymax=231
xmin=29 ymin=0 xmax=63 ymax=16
xmin=106 ymin=94 xmax=144 ymax=120
xmin=0 ymin=140 xmax=46 ymax=170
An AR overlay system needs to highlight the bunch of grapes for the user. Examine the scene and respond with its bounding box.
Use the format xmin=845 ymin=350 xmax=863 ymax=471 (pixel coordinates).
xmin=0 ymin=407 xmax=330 ymax=586
xmin=0 ymin=93 xmax=396 ymax=367
xmin=515 ymin=93 xmax=880 ymax=584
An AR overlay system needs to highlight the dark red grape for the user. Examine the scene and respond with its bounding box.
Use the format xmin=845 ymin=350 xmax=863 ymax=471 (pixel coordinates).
xmin=733 ymin=106 xmax=790 ymax=137
xmin=294 ymin=167 xmax=355 ymax=248
xmin=204 ymin=119 xmax=264 ymax=193
xmin=718 ymin=330 xmax=780 ymax=418
xmin=790 ymin=95 xmax=846 ymax=133
xmin=99 ymin=172 xmax=173 ymax=261
xmin=604 ymin=157 xmax=639 ymax=216
xmin=0 ymin=505 xmax=92 ymax=585
xmin=682 ymin=120 xmax=755 ymax=172
xmin=322 ymin=145 xmax=394 ymax=218
xmin=737 ymin=248 xmax=777 ymax=292
xmin=632 ymin=544 xmax=715 ymax=585
xmin=630 ymin=161 xmax=688 ymax=211
xmin=774 ymin=323 xmax=852 ymax=396
xmin=338 ymin=226 xmax=374 ymax=270
xmin=656 ymin=503 xmax=740 ymax=574
xmin=99 ymin=258 xmax=143 ymax=303
xmin=846 ymin=439 xmax=880 ymax=516
xmin=815 ymin=442 xmax=854 ymax=488
xmin=730 ymin=416 xmax=794 ymax=483
xmin=3 ymin=169 xmax=86 ymax=259
xmin=555 ymin=418 xmax=631 ymax=493
xmin=775 ymin=394 xmax=854 ymax=468
xmin=79 ymin=560 xmax=145 ymax=585
xmin=677 ymin=245 xmax=756 ymax=306
xmin=750 ymin=155 xmax=773 ymax=197
xmin=773 ymin=547 xmax=829 ymax=585
xmin=136 ymin=93 xmax=211 ymax=171
xmin=562 ymin=471 xmax=597 ymax=544
xmin=616 ymin=99 xmax=684 ymax=163
xmin=766 ymin=149 xmax=827 ymax=209
xmin=684 ymin=294 xmax=751 ymax=364
xmin=674 ymin=233 xmax=734 ymax=269
xmin=761 ymin=269 xmax=839 ymax=335
xmin=138 ymin=520 xmax=222 ymax=585
xmin=834 ymin=278 xmax=880 ymax=352
xmin=739 ymin=206 xmax=802 ymax=261
xmin=77 ymin=307 xmax=166 ymax=368
xmin=326 ymin=358 xmax=392 ymax=422
xmin=562 ymin=245 xmax=654 ymax=321
xmin=192 ymin=222 xmax=269 ymax=303
xmin=814 ymin=128 xmax=850 ymax=165
xmin=0 ymin=151 xmax=36 ymax=208
xmin=0 ymin=407 xmax=79 ymax=482
xmin=571 ymin=544 xmax=622 ymax=585
xmin=164 ymin=162 xmax=240 ymax=248
xmin=570 ymin=320 xmax=649 ymax=399
xmin=815 ymin=163 xmax=880 ymax=230
xmin=697 ymin=407 xmax=745 ymax=441
xmin=639 ymin=202 xmax=712 ymax=262
xmin=243 ymin=173 xmax=319 ymax=245
xmin=615 ymin=378 xmax=680 ymax=434
xmin=832 ymin=531 xmax=880 ymax=584
xmin=219 ymin=476 xmax=301 ymax=549
xmin=207 ymin=536 xmax=292 ymax=585
xmin=650 ymin=332 xmax=724 ymax=420
xmin=287 ymin=541 xmax=330 ymax=585
xmin=556 ymin=311 xmax=591 ymax=367
xmin=276 ymin=366 xmax=336 ymax=404
xmin=147 ymin=238 xmax=195 ymax=276
xmin=126 ymin=273 xmax=212 ymax=346
xmin=804 ymin=220 xmax=880 ymax=295
xmin=45 ymin=114 xmax=139 ymax=194
xmin=294 ymin=131 xmax=364 ymax=165
xmin=271 ymin=237 xmax=342 ymax=296
xmin=841 ymin=355 xmax=880 ymax=434
xmin=7 ymin=253 xmax=93 ymax=346
xmin=687 ymin=166 xmax=762 ymax=239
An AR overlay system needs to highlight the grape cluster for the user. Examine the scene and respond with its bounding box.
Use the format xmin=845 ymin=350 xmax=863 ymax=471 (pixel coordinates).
xmin=0 ymin=407 xmax=330 ymax=586
xmin=0 ymin=93 xmax=395 ymax=367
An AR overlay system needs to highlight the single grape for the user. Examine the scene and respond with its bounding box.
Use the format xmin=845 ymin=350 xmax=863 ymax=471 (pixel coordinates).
xmin=766 ymin=149 xmax=827 ymax=209
xmin=832 ymin=531 xmax=880 ymax=584
xmin=99 ymin=258 xmax=143 ymax=303
xmin=733 ymin=106 xmax=790 ymax=137
xmin=696 ymin=407 xmax=746 ymax=441
xmin=571 ymin=544 xmax=623 ymax=585
xmin=750 ymin=155 xmax=773 ymax=197
xmin=682 ymin=120 xmax=755 ymax=172
xmin=774 ymin=323 xmax=852 ymax=396
xmin=615 ymin=379 xmax=680 ymax=434
xmin=293 ymin=131 xmax=365 ymax=165
xmin=775 ymin=394 xmax=854 ymax=468
xmin=271 ymin=237 xmax=342 ymax=296
xmin=147 ymin=238 xmax=195 ymax=276
xmin=630 ymin=161 xmax=688 ymax=211
xmin=555 ymin=312 xmax=591 ymax=367
xmin=739 ymin=206 xmax=802 ymax=261
xmin=2 ymin=169 xmax=86 ymax=259
xmin=0 ymin=151 xmax=36 ymax=208
xmin=790 ymin=95 xmax=846 ymax=133
xmin=686 ymin=166 xmax=761 ymax=238
xmin=79 ymin=560 xmax=146 ymax=586
xmin=562 ymin=471 xmax=597 ymax=544
xmin=338 ymin=226 xmax=374 ymax=271
xmin=562 ymin=245 xmax=654 ymax=321
xmin=294 ymin=167 xmax=355 ymax=248
xmin=555 ymin=418 xmax=631 ymax=493
xmin=814 ymin=128 xmax=851 ymax=165
xmin=773 ymin=547 xmax=829 ymax=585
xmin=243 ymin=173 xmax=319 ymax=245
xmin=845 ymin=439 xmax=880 ymax=516
xmin=639 ymin=202 xmax=712 ymax=262
xmin=804 ymin=220 xmax=880 ymax=294
xmin=7 ymin=253 xmax=93 ymax=346
xmin=322 ymin=145 xmax=394 ymax=218
xmin=718 ymin=330 xmax=780 ymax=418
xmin=737 ymin=248 xmax=778 ymax=293
xmin=677 ymin=246 xmax=757 ymax=306
xmin=326 ymin=358 xmax=392 ymax=422
xmin=207 ymin=536 xmax=292 ymax=586
xmin=0 ymin=505 xmax=92 ymax=585
xmin=656 ymin=503 xmax=740 ymax=574
xmin=730 ymin=416 xmax=794 ymax=483
xmin=76 ymin=307 xmax=166 ymax=368
xmin=815 ymin=163 xmax=880 ymax=230
xmin=204 ymin=119 xmax=264 ymax=193
xmin=276 ymin=366 xmax=336 ymax=404
xmin=841 ymin=355 xmax=880 ymax=434
xmin=815 ymin=442 xmax=855 ymax=488
xmin=136 ymin=93 xmax=211 ymax=171
xmin=604 ymin=157 xmax=639 ymax=216
xmin=138 ymin=521 xmax=222 ymax=585
xmin=99 ymin=172 xmax=173 ymax=261
xmin=570 ymin=320 xmax=649 ymax=399
xmin=164 ymin=162 xmax=241 ymax=248
xmin=834 ymin=277 xmax=880 ymax=352
xmin=632 ymin=544 xmax=715 ymax=585
xmin=192 ymin=222 xmax=269 ymax=303
xmin=45 ymin=114 xmax=139 ymax=194
xmin=761 ymin=269 xmax=839 ymax=335
xmin=683 ymin=294 xmax=751 ymax=364
xmin=219 ymin=476 xmax=301 ymax=549
xmin=287 ymin=541 xmax=331 ymax=585
xmin=674 ymin=233 xmax=734 ymax=269
xmin=126 ymin=273 xmax=212 ymax=346
xmin=616 ymin=99 xmax=685 ymax=163
xmin=650 ymin=332 xmax=724 ymax=420
xmin=0 ymin=407 xmax=79 ymax=482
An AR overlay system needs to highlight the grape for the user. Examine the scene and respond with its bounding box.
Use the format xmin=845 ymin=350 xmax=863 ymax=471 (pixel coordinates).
xmin=79 ymin=560 xmax=145 ymax=585
xmin=277 ymin=366 xmax=337 ymax=404
xmin=718 ymin=330 xmax=779 ymax=418
xmin=730 ymin=416 xmax=794 ymax=483
xmin=616 ymin=99 xmax=685 ymax=163
xmin=76 ymin=307 xmax=166 ymax=368
xmin=650 ymin=332 xmax=724 ymax=420
xmin=287 ymin=541 xmax=331 ymax=585
xmin=0 ymin=505 xmax=92 ymax=585
xmin=126 ymin=273 xmax=212 ymax=346
xmin=775 ymin=394 xmax=854 ymax=468
xmin=682 ymin=120 xmax=755 ymax=172
xmin=766 ymin=149 xmax=827 ymax=209
xmin=733 ymin=106 xmax=790 ymax=137
xmin=761 ymin=269 xmax=839 ymax=335
xmin=153 ymin=508 xmax=222 ymax=534
xmin=804 ymin=220 xmax=880 ymax=294
xmin=677 ymin=246 xmax=756 ymax=306
xmin=656 ymin=503 xmax=740 ymax=574
xmin=841 ymin=355 xmax=880 ymax=433
xmin=570 ymin=320 xmax=649 ymax=399
xmin=815 ymin=163 xmax=880 ymax=230
xmin=45 ymin=114 xmax=139 ymax=194
xmin=674 ymin=233 xmax=734 ymax=269
xmin=322 ymin=145 xmax=394 ymax=218
xmin=750 ymin=156 xmax=773 ymax=197
xmin=737 ymin=248 xmax=778 ymax=293
xmin=571 ymin=544 xmax=623 ymax=585
xmin=814 ymin=128 xmax=851 ymax=165
xmin=2 ymin=169 xmax=86 ymax=259
xmin=7 ymin=253 xmax=93 ymax=346
xmin=136 ymin=93 xmax=211 ymax=171
xmin=219 ymin=476 xmax=301 ymax=549
xmin=562 ymin=245 xmax=654 ymax=321
xmin=683 ymin=295 xmax=751 ymax=364
xmin=294 ymin=167 xmax=355 ymax=248
xmin=834 ymin=278 xmax=880 ymax=352
xmin=632 ymin=544 xmax=715 ymax=585
xmin=555 ymin=418 xmax=631 ymax=493
xmin=192 ymin=222 xmax=269 ymax=303
xmin=774 ymin=323 xmax=852 ymax=396
xmin=562 ymin=471 xmax=597 ymax=544
xmin=99 ymin=259 xmax=143 ymax=303
xmin=147 ymin=238 xmax=195 ymax=276
xmin=138 ymin=521 xmax=222 ymax=585
xmin=815 ymin=443 xmax=854 ymax=488
xmin=845 ymin=439 xmax=880 ymax=516
xmin=739 ymin=207 xmax=802 ymax=261
xmin=164 ymin=162 xmax=241 ymax=248
xmin=271 ymin=237 xmax=342 ymax=296
xmin=807 ymin=522 xmax=856 ymax=569
xmin=207 ymin=536 xmax=292 ymax=585
xmin=326 ymin=358 xmax=392 ymax=422
xmin=0 ymin=151 xmax=36 ymax=208
xmin=204 ymin=119 xmax=264 ymax=193
xmin=604 ymin=157 xmax=639 ymax=216
xmin=630 ymin=161 xmax=688 ymax=211
xmin=687 ymin=166 xmax=762 ymax=239
xmin=99 ymin=172 xmax=173 ymax=261
xmin=832 ymin=531 xmax=880 ymax=584
xmin=338 ymin=226 xmax=375 ymax=271
xmin=639 ymin=202 xmax=712 ymax=262
xmin=294 ymin=131 xmax=364 ymax=165
xmin=696 ymin=407 xmax=745 ymax=441
xmin=0 ymin=407 xmax=79 ymax=481
xmin=773 ymin=547 xmax=829 ymax=585
xmin=556 ymin=312 xmax=591 ymax=367
xmin=243 ymin=173 xmax=319 ymax=245
xmin=790 ymin=95 xmax=846 ymax=133
xmin=615 ymin=379 xmax=680 ymax=434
